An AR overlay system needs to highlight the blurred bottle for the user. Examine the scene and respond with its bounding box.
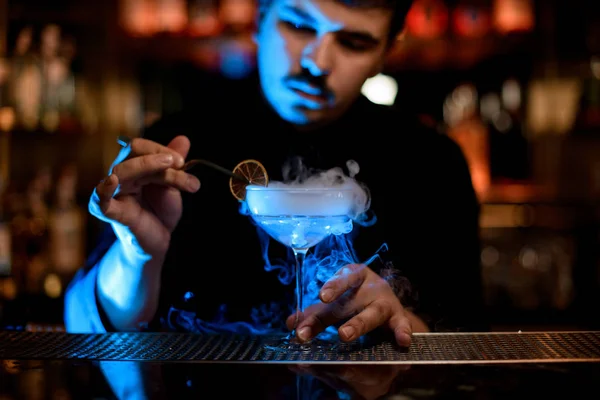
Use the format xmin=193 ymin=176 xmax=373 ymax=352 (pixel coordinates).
xmin=0 ymin=55 xmax=16 ymax=132
xmin=22 ymin=167 xmax=51 ymax=294
xmin=10 ymin=26 xmax=42 ymax=131
xmin=0 ymin=176 xmax=11 ymax=277
xmin=569 ymin=56 xmax=600 ymax=198
xmin=39 ymin=24 xmax=79 ymax=133
xmin=6 ymin=188 xmax=27 ymax=296
xmin=445 ymin=83 xmax=491 ymax=198
xmin=574 ymin=56 xmax=600 ymax=134
xmin=56 ymin=35 xmax=79 ymax=133
xmin=481 ymin=79 xmax=530 ymax=181
xmin=500 ymin=79 xmax=530 ymax=180
xmin=0 ymin=57 xmax=9 ymax=109
xmin=48 ymin=164 xmax=85 ymax=281
xmin=0 ymin=175 xmax=17 ymax=324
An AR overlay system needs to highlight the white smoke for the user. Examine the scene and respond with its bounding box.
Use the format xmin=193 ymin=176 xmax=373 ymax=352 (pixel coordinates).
xmin=245 ymin=159 xmax=372 ymax=223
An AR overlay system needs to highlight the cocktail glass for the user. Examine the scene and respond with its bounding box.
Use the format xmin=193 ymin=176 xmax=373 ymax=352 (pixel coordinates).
xmin=245 ymin=185 xmax=355 ymax=352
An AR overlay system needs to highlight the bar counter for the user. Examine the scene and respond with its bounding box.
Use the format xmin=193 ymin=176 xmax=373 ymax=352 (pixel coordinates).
xmin=1 ymin=330 xmax=599 ymax=399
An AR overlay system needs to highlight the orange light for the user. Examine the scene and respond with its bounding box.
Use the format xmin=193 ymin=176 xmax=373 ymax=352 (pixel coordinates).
xmin=493 ymin=0 xmax=535 ymax=34
xmin=405 ymin=0 xmax=449 ymax=39
xmin=120 ymin=0 xmax=159 ymax=37
xmin=452 ymin=5 xmax=491 ymax=38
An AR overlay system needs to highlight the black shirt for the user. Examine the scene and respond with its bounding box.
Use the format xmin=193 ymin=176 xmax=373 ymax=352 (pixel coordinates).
xmin=85 ymin=79 xmax=487 ymax=334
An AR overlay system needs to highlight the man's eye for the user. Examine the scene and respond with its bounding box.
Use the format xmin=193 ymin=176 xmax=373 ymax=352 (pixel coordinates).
xmin=282 ymin=20 xmax=315 ymax=34
xmin=339 ymin=39 xmax=369 ymax=51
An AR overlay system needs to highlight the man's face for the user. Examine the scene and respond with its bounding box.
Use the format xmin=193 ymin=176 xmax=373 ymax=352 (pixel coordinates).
xmin=256 ymin=0 xmax=393 ymax=126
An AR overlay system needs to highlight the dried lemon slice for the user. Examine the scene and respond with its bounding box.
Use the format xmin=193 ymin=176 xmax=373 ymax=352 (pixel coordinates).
xmin=229 ymin=159 xmax=269 ymax=201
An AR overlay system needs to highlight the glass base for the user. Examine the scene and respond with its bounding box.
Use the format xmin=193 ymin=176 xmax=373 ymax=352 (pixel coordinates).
xmin=264 ymin=334 xmax=339 ymax=353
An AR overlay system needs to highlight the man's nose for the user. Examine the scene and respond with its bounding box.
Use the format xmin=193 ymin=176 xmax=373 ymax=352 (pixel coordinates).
xmin=301 ymin=34 xmax=334 ymax=77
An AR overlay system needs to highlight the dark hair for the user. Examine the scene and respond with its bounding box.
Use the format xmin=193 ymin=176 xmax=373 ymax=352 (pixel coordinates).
xmin=257 ymin=0 xmax=413 ymax=45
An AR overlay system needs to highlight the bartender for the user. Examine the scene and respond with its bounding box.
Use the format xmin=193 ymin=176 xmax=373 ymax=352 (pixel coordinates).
xmin=65 ymin=0 xmax=487 ymax=349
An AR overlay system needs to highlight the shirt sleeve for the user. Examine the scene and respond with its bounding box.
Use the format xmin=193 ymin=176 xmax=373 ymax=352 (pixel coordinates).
xmin=64 ymin=223 xmax=117 ymax=333
xmin=64 ymin=262 xmax=107 ymax=333
xmin=63 ymin=118 xmax=177 ymax=333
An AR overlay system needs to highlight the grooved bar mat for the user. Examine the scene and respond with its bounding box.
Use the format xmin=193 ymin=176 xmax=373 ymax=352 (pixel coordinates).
xmin=1 ymin=331 xmax=599 ymax=363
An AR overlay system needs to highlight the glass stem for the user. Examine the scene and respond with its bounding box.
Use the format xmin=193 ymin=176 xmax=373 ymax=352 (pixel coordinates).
xmin=292 ymin=248 xmax=308 ymax=336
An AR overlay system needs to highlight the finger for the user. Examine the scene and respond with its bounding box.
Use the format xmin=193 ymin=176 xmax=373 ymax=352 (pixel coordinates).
xmin=89 ymin=176 xmax=116 ymax=222
xmin=128 ymin=137 xmax=186 ymax=168
xmin=166 ymin=135 xmax=191 ymax=160
xmin=115 ymin=168 xmax=200 ymax=196
xmin=138 ymin=168 xmax=200 ymax=193
xmin=99 ymin=193 xmax=169 ymax=251
xmin=143 ymin=185 xmax=183 ymax=232
xmin=99 ymin=192 xmax=144 ymax=231
xmin=92 ymin=175 xmax=145 ymax=231
xmin=109 ymin=196 xmax=171 ymax=255
xmin=319 ymin=264 xmax=367 ymax=304
xmin=111 ymin=153 xmax=177 ymax=185
xmin=286 ymin=299 xmax=336 ymax=331
xmin=389 ymin=310 xmax=413 ymax=347
xmin=294 ymin=303 xmax=343 ymax=342
xmin=338 ymin=298 xmax=395 ymax=342
xmin=285 ymin=305 xmax=332 ymax=338
xmin=95 ymin=174 xmax=120 ymax=215
xmin=291 ymin=290 xmax=361 ymax=341
xmin=285 ymin=311 xmax=305 ymax=331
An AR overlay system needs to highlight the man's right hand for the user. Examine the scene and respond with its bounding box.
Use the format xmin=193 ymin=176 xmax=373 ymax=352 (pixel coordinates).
xmin=89 ymin=135 xmax=201 ymax=260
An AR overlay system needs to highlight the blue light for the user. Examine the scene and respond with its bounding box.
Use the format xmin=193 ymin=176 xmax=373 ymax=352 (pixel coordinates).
xmin=219 ymin=42 xmax=254 ymax=79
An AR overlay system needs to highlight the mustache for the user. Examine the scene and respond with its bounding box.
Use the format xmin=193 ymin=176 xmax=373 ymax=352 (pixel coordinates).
xmin=284 ymin=74 xmax=333 ymax=98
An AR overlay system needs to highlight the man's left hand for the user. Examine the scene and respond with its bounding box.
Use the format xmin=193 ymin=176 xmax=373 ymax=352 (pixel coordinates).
xmin=286 ymin=263 xmax=412 ymax=347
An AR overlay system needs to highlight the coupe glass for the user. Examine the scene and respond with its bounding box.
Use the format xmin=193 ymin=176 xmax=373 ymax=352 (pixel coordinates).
xmin=245 ymin=185 xmax=355 ymax=352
